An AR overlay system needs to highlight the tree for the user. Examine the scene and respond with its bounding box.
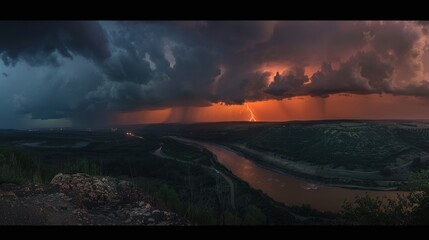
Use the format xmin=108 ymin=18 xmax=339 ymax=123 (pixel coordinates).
xmin=340 ymin=194 xmax=385 ymax=225
xmin=340 ymin=170 xmax=429 ymax=225
xmin=224 ymin=210 xmax=242 ymax=225
xmin=242 ymin=204 xmax=267 ymax=225
xmin=0 ymin=152 xmax=5 ymax=165
xmin=406 ymin=170 xmax=429 ymax=224
xmin=155 ymin=185 xmax=182 ymax=213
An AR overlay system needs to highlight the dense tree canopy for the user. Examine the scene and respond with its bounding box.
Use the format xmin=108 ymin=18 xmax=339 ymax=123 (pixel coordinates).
xmin=340 ymin=170 xmax=429 ymax=225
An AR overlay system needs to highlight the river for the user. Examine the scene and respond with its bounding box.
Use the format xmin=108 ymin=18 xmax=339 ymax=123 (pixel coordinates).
xmin=171 ymin=137 xmax=403 ymax=212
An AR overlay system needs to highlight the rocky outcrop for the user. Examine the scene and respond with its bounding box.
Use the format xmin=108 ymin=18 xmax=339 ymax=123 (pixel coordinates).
xmin=0 ymin=173 xmax=188 ymax=225
xmin=50 ymin=173 xmax=132 ymax=207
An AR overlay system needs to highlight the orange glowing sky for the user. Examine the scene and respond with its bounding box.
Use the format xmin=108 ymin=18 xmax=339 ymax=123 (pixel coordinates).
xmin=4 ymin=21 xmax=429 ymax=129
xmin=115 ymin=93 xmax=429 ymax=125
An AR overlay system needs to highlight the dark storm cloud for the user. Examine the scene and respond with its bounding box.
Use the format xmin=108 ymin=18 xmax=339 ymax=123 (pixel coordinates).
xmin=258 ymin=21 xmax=429 ymax=99
xmin=202 ymin=21 xmax=276 ymax=51
xmin=1 ymin=21 xmax=429 ymax=127
xmin=304 ymin=51 xmax=395 ymax=96
xmin=0 ymin=21 xmax=110 ymax=66
xmin=85 ymin=21 xmax=223 ymax=112
xmin=265 ymin=67 xmax=309 ymax=97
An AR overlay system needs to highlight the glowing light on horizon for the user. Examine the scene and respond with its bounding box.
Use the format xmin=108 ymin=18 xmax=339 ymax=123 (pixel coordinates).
xmin=246 ymin=104 xmax=257 ymax=122
xmin=126 ymin=131 xmax=144 ymax=139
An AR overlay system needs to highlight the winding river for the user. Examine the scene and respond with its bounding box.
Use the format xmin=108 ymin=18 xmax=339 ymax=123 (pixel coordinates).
xmin=171 ymin=137 xmax=403 ymax=212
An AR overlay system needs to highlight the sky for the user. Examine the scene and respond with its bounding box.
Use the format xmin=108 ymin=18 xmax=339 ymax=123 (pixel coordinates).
xmin=1 ymin=21 xmax=429 ymax=128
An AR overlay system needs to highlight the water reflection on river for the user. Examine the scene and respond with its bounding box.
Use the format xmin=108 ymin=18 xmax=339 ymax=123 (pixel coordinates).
xmin=194 ymin=140 xmax=403 ymax=212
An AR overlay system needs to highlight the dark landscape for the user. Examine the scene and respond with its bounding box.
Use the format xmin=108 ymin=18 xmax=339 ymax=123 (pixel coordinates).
xmin=2 ymin=120 xmax=429 ymax=224
xmin=2 ymin=20 xmax=429 ymax=225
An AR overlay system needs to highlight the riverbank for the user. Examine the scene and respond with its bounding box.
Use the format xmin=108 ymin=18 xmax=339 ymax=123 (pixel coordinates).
xmin=168 ymin=136 xmax=404 ymax=212
xmin=170 ymin=135 xmax=402 ymax=190
xmin=225 ymin=143 xmax=405 ymax=190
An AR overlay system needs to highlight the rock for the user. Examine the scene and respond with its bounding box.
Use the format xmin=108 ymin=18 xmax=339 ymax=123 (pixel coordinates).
xmin=2 ymin=173 xmax=189 ymax=225
xmin=0 ymin=191 xmax=17 ymax=198
xmin=151 ymin=210 xmax=163 ymax=221
xmin=0 ymin=183 xmax=19 ymax=191
xmin=118 ymin=180 xmax=132 ymax=189
xmin=50 ymin=173 xmax=124 ymax=208
xmin=50 ymin=173 xmax=64 ymax=184
xmin=73 ymin=208 xmax=88 ymax=216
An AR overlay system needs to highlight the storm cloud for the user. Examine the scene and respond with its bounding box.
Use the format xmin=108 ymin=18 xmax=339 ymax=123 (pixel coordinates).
xmin=1 ymin=21 xmax=429 ymax=127
xmin=0 ymin=21 xmax=110 ymax=66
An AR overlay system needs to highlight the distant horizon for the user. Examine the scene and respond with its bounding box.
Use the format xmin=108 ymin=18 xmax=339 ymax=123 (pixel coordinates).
xmin=4 ymin=118 xmax=429 ymax=131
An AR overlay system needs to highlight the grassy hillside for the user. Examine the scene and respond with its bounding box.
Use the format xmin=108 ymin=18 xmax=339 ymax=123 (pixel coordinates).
xmin=246 ymin=121 xmax=417 ymax=170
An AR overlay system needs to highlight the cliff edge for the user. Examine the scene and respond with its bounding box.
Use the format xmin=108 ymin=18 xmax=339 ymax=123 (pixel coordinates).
xmin=0 ymin=173 xmax=188 ymax=225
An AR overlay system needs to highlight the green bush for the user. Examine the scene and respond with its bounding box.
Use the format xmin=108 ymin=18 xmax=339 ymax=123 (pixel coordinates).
xmin=187 ymin=205 xmax=216 ymax=225
xmin=340 ymin=170 xmax=429 ymax=225
xmin=155 ymin=184 xmax=183 ymax=213
xmin=242 ymin=204 xmax=267 ymax=225
xmin=65 ymin=160 xmax=100 ymax=176
xmin=0 ymin=148 xmax=58 ymax=184
xmin=224 ymin=211 xmax=242 ymax=225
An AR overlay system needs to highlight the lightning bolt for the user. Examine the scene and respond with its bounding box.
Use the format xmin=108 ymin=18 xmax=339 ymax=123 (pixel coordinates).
xmin=246 ymin=104 xmax=256 ymax=122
